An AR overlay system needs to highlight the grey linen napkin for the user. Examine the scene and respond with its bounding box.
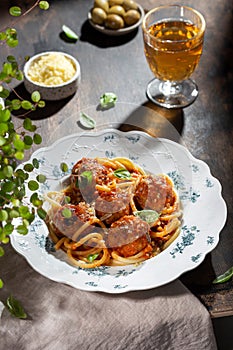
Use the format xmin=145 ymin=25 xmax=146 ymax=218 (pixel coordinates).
xmin=0 ymin=245 xmax=217 ymax=350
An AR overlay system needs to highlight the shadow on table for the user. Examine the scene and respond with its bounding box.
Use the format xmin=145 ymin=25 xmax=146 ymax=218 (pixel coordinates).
xmin=80 ymin=19 xmax=138 ymax=48
xmin=118 ymin=101 xmax=184 ymax=142
xmin=9 ymin=82 xmax=74 ymax=120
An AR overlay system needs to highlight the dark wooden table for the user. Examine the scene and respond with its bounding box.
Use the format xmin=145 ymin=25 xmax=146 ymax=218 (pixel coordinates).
xmin=1 ymin=0 xmax=232 ymax=318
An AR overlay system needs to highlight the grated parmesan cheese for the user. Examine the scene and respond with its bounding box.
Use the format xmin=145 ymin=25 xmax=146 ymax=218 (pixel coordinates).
xmin=27 ymin=53 xmax=76 ymax=86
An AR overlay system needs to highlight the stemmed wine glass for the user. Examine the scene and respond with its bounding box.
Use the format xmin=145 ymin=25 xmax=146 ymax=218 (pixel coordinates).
xmin=142 ymin=5 xmax=206 ymax=109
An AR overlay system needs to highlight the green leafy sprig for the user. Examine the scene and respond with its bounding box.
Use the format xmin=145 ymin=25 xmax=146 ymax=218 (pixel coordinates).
xmin=0 ymin=1 xmax=50 ymax=295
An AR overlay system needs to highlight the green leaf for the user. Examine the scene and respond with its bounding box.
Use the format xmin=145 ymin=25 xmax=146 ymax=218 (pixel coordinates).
xmin=0 ymin=88 xmax=10 ymax=98
xmin=16 ymin=224 xmax=28 ymax=235
xmin=32 ymin=158 xmax=39 ymax=169
xmin=36 ymin=174 xmax=46 ymax=183
xmin=0 ymin=32 xmax=7 ymax=41
xmin=213 ymin=267 xmax=233 ymax=284
xmin=3 ymin=165 xmax=13 ymax=178
xmin=0 ymin=279 xmax=4 ymax=288
xmin=64 ymin=196 xmax=71 ymax=204
xmin=113 ymin=168 xmax=131 ymax=179
xmin=60 ymin=162 xmax=69 ymax=173
xmin=11 ymin=99 xmax=21 ymax=110
xmin=0 ymin=247 xmax=4 ymax=257
xmin=62 ymin=208 xmax=72 ymax=218
xmin=31 ymin=91 xmax=41 ymax=103
xmin=0 ymin=109 xmax=11 ymax=123
xmin=39 ymin=1 xmax=50 ymax=10
xmin=80 ymin=171 xmax=93 ymax=184
xmin=100 ymin=92 xmax=117 ymax=108
xmin=3 ymin=223 xmax=14 ymax=235
xmin=0 ymin=136 xmax=6 ymax=146
xmin=30 ymin=193 xmax=43 ymax=207
xmin=14 ymin=151 xmax=24 ymax=160
xmin=80 ymin=112 xmax=96 ymax=129
xmin=37 ymin=100 xmax=45 ymax=108
xmin=9 ymin=209 xmax=19 ymax=219
xmin=0 ymin=210 xmax=8 ymax=221
xmin=19 ymin=206 xmax=30 ymax=217
xmin=87 ymin=253 xmax=99 ymax=262
xmin=62 ymin=24 xmax=79 ymax=40
xmin=6 ymin=38 xmax=18 ymax=48
xmin=9 ymin=6 xmax=22 ymax=17
xmin=23 ymin=135 xmax=33 ymax=146
xmin=13 ymin=138 xmax=25 ymax=151
xmin=6 ymin=28 xmax=17 ymax=36
xmin=0 ymin=122 xmax=8 ymax=135
xmin=3 ymin=62 xmax=12 ymax=75
xmin=23 ymin=118 xmax=33 ymax=131
xmin=6 ymin=295 xmax=27 ymax=319
xmin=33 ymin=133 xmax=42 ymax=144
xmin=15 ymin=70 xmax=24 ymax=81
xmin=24 ymin=163 xmax=34 ymax=172
xmin=21 ymin=100 xmax=33 ymax=110
xmin=2 ymin=237 xmax=9 ymax=244
xmin=2 ymin=181 xmax=14 ymax=192
xmin=134 ymin=210 xmax=160 ymax=224
xmin=28 ymin=180 xmax=39 ymax=191
xmin=7 ymin=55 xmax=16 ymax=63
xmin=37 ymin=208 xmax=47 ymax=220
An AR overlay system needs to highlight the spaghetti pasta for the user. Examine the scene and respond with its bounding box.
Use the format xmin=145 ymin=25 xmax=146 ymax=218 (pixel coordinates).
xmin=45 ymin=156 xmax=182 ymax=268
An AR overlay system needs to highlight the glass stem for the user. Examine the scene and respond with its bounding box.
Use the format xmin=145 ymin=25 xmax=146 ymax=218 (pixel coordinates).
xmin=159 ymin=81 xmax=182 ymax=96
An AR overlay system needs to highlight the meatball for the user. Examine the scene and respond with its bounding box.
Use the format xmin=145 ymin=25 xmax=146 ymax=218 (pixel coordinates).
xmin=70 ymin=157 xmax=109 ymax=203
xmin=107 ymin=215 xmax=151 ymax=257
xmin=51 ymin=202 xmax=95 ymax=240
xmin=134 ymin=174 xmax=173 ymax=212
xmin=95 ymin=188 xmax=130 ymax=225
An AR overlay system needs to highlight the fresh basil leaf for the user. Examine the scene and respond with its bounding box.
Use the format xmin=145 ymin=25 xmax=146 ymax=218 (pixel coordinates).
xmin=64 ymin=196 xmax=71 ymax=204
xmin=62 ymin=25 xmax=78 ymax=40
xmin=62 ymin=208 xmax=72 ymax=218
xmin=134 ymin=210 xmax=160 ymax=224
xmin=114 ymin=168 xmax=131 ymax=179
xmin=87 ymin=253 xmax=99 ymax=262
xmin=213 ymin=266 xmax=233 ymax=284
xmin=100 ymin=92 xmax=117 ymax=108
xmin=60 ymin=162 xmax=69 ymax=173
xmin=80 ymin=112 xmax=96 ymax=129
xmin=80 ymin=170 xmax=93 ymax=184
xmin=6 ymin=295 xmax=27 ymax=319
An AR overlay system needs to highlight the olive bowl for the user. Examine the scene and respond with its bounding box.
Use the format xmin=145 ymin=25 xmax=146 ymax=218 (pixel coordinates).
xmin=23 ymin=51 xmax=81 ymax=101
xmin=88 ymin=3 xmax=144 ymax=36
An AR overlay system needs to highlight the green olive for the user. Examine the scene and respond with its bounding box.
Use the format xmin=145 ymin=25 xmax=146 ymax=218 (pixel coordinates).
xmin=94 ymin=0 xmax=109 ymax=13
xmin=124 ymin=9 xmax=140 ymax=25
xmin=92 ymin=7 xmax=107 ymax=25
xmin=108 ymin=0 xmax=124 ymax=6
xmin=123 ymin=0 xmax=138 ymax=11
xmin=105 ymin=14 xmax=124 ymax=29
xmin=108 ymin=5 xmax=125 ymax=17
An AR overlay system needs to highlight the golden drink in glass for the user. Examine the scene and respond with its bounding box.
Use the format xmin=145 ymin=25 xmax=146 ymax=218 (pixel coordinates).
xmin=142 ymin=5 xmax=206 ymax=108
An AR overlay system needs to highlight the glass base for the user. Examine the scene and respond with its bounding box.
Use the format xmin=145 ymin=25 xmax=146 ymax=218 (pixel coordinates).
xmin=146 ymin=78 xmax=199 ymax=109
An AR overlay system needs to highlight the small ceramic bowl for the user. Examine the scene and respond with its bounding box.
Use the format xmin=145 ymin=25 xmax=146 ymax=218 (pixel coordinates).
xmin=23 ymin=51 xmax=81 ymax=101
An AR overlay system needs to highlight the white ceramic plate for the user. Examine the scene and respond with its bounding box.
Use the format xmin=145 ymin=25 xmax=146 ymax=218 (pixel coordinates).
xmin=10 ymin=129 xmax=227 ymax=293
xmin=88 ymin=4 xmax=144 ymax=36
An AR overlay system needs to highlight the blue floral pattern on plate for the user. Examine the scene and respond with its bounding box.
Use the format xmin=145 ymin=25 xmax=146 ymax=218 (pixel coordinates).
xmin=10 ymin=129 xmax=227 ymax=293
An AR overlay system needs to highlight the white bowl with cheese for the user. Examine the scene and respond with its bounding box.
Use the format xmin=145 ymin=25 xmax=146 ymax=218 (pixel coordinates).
xmin=23 ymin=51 xmax=80 ymax=101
